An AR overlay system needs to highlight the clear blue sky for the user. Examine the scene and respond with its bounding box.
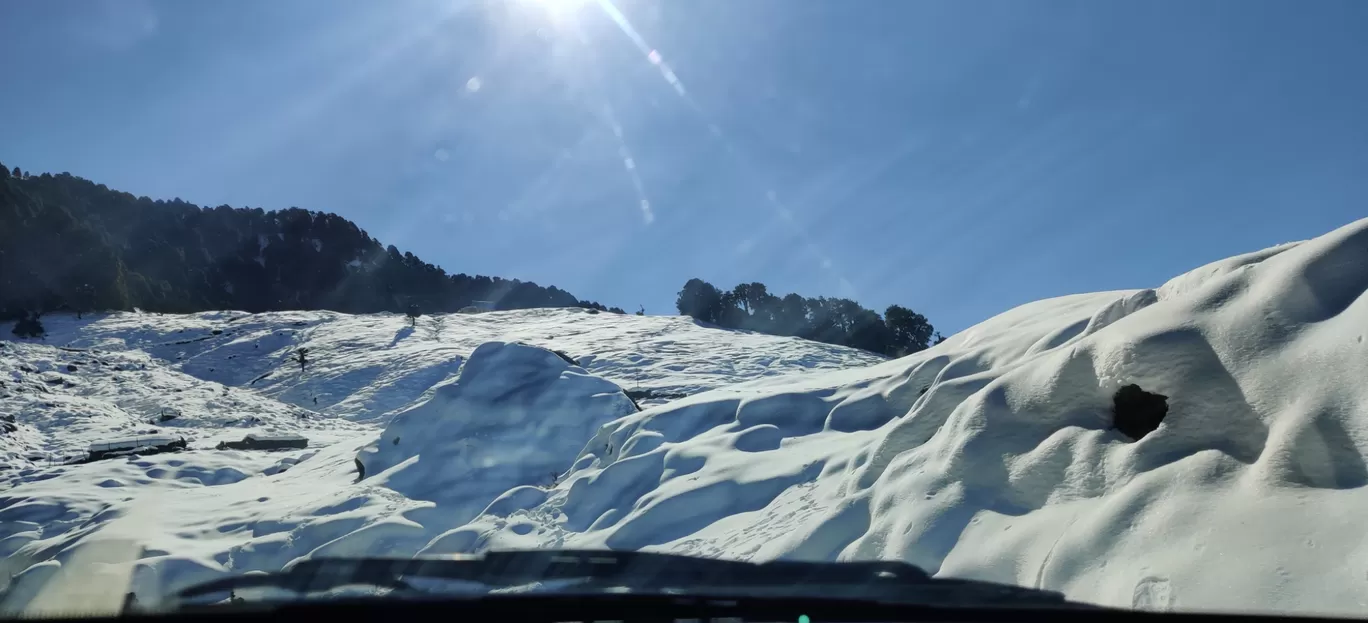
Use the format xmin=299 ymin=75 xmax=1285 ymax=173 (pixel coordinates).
xmin=3 ymin=0 xmax=1366 ymax=333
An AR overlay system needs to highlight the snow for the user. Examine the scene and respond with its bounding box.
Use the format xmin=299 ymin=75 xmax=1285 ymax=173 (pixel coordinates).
xmin=358 ymin=341 xmax=639 ymax=524
xmin=3 ymin=218 xmax=1368 ymax=617
xmin=0 ymin=305 xmax=881 ymax=614
xmin=0 ymin=340 xmax=355 ymax=471
xmin=89 ymin=437 xmax=180 ymax=453
xmin=242 ymin=433 xmax=307 ymax=443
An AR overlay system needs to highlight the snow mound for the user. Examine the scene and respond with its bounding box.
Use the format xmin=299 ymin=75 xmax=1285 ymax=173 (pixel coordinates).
xmin=433 ymin=218 xmax=1368 ymax=614
xmin=5 ymin=218 xmax=1368 ymax=616
xmin=358 ymin=341 xmax=639 ymax=519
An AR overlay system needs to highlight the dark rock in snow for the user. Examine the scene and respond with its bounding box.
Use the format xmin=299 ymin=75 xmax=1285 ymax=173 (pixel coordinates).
xmin=624 ymin=388 xmax=688 ymax=404
xmin=217 ymin=434 xmax=308 ymax=451
xmin=1113 ymin=384 xmax=1169 ymax=440
xmin=67 ymin=364 xmax=78 ymax=372
xmin=550 ymin=349 xmax=578 ymax=366
xmin=84 ymin=436 xmax=187 ymax=463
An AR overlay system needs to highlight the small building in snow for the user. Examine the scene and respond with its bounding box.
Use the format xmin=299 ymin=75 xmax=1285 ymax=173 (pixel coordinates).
xmin=86 ymin=436 xmax=187 ymax=462
xmin=217 ymin=433 xmax=309 ymax=451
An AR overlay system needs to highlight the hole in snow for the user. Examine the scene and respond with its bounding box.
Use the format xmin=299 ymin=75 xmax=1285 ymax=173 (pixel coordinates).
xmin=1113 ymin=384 xmax=1169 ymax=441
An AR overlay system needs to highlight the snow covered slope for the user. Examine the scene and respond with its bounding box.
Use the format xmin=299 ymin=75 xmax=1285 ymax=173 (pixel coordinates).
xmin=0 ymin=306 xmax=884 ymax=614
xmin=38 ymin=308 xmax=884 ymax=417
xmin=4 ymin=218 xmax=1368 ymax=617
xmin=438 ymin=218 xmax=1368 ymax=614
xmin=0 ymin=340 xmax=362 ymax=476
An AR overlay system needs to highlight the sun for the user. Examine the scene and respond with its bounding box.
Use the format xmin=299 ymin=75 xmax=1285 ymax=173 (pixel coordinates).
xmin=522 ymin=0 xmax=592 ymax=19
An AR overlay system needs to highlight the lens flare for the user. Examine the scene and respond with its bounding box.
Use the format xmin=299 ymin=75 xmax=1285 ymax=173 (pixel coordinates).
xmin=521 ymin=0 xmax=591 ymax=23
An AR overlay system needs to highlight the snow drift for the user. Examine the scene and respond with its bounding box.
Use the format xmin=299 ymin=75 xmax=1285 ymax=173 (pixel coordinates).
xmin=357 ymin=341 xmax=638 ymax=522
xmin=3 ymin=217 xmax=1368 ymax=617
xmin=430 ymin=218 xmax=1368 ymax=614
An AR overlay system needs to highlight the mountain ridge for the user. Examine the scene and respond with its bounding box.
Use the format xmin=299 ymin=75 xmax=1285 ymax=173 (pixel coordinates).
xmin=0 ymin=162 xmax=625 ymax=321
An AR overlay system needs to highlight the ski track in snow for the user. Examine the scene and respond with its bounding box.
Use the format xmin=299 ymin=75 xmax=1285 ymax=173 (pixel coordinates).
xmin=3 ymin=217 xmax=1368 ymax=616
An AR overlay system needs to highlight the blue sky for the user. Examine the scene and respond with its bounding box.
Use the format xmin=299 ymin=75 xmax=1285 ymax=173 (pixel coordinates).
xmin=3 ymin=0 xmax=1366 ymax=333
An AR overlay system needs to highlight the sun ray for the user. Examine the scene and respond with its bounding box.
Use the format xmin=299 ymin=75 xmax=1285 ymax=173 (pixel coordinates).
xmin=582 ymin=0 xmax=851 ymax=278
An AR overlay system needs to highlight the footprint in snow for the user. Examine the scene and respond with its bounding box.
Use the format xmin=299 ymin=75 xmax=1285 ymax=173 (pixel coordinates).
xmin=1132 ymin=576 xmax=1173 ymax=611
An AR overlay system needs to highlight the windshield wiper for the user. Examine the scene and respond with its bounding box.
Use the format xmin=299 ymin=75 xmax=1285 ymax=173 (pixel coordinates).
xmin=172 ymin=549 xmax=1085 ymax=610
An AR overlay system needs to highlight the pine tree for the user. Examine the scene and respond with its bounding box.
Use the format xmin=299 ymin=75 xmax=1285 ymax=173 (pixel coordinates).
xmin=676 ymin=278 xmax=723 ymax=323
xmin=0 ymin=163 xmax=623 ymax=318
xmin=673 ymin=279 xmax=936 ymax=357
xmin=11 ymin=312 xmax=45 ymax=339
xmin=75 ymin=283 xmax=96 ymax=319
xmin=885 ymin=305 xmax=934 ymax=355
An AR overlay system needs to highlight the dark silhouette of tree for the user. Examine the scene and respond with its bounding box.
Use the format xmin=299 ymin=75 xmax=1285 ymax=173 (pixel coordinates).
xmin=0 ymin=163 xmax=621 ymax=320
xmin=294 ymin=347 xmax=309 ymax=371
xmin=11 ymin=312 xmax=44 ymax=338
xmin=406 ymin=303 xmax=421 ymax=327
xmin=674 ymin=278 xmax=936 ymax=357
xmin=636 ymin=305 xmax=645 ymax=316
xmin=675 ymin=278 xmax=723 ymax=323
xmin=75 ymin=283 xmax=96 ymax=319
xmin=723 ymin=282 xmax=783 ymax=331
xmin=884 ymin=305 xmax=934 ymax=355
xmin=776 ymin=293 xmax=809 ymax=336
xmin=847 ymin=307 xmax=893 ymax=354
xmin=804 ymin=297 xmax=848 ymax=345
xmin=730 ymin=283 xmax=756 ymax=314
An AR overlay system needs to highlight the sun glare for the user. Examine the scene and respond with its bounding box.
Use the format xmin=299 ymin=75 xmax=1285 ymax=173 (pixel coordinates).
xmin=522 ymin=0 xmax=591 ymax=21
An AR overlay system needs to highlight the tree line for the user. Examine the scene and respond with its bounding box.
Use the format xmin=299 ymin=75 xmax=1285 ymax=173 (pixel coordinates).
xmin=0 ymin=162 xmax=625 ymax=325
xmin=676 ymin=279 xmax=941 ymax=357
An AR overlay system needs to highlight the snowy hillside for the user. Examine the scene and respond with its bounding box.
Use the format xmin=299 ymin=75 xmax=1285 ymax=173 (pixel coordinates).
xmin=0 ymin=339 xmax=364 ymax=475
xmin=4 ymin=218 xmax=1368 ymax=617
xmin=37 ymin=308 xmax=884 ymax=417
xmin=0 ymin=306 xmax=884 ymax=614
